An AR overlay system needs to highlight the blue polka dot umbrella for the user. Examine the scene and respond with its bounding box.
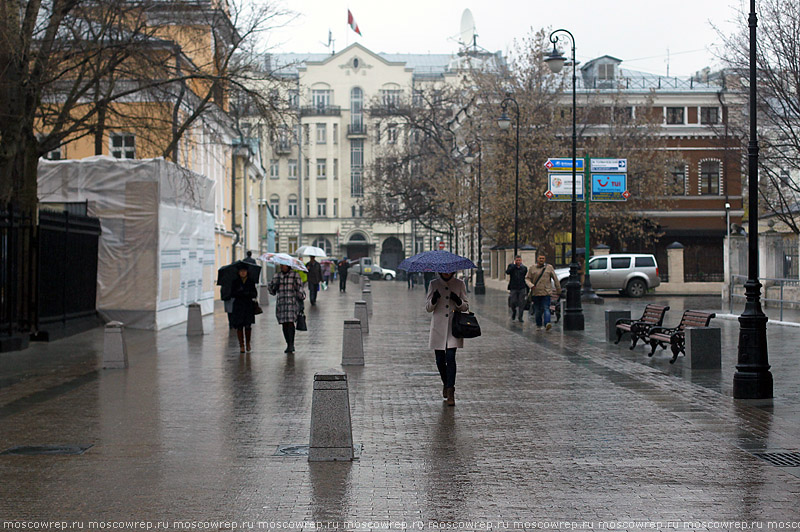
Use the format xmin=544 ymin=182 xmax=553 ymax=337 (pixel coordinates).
xmin=397 ymin=250 xmax=476 ymax=273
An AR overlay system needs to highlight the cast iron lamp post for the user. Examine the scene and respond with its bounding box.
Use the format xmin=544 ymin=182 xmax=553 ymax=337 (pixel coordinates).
xmin=734 ymin=0 xmax=772 ymax=399
xmin=545 ymin=28 xmax=584 ymax=331
xmin=497 ymin=94 xmax=520 ymax=258
xmin=464 ymin=142 xmax=485 ymax=294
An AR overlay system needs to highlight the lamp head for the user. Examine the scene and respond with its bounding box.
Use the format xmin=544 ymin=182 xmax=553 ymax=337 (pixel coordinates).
xmin=497 ymin=111 xmax=511 ymax=130
xmin=464 ymin=153 xmax=475 ymax=165
xmin=544 ymin=44 xmax=567 ymax=74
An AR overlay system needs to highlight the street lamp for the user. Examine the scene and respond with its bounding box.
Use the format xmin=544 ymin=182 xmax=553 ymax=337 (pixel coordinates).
xmin=464 ymin=142 xmax=485 ymax=294
xmin=734 ymin=0 xmax=772 ymax=399
xmin=545 ymin=28 xmax=584 ymax=331
xmin=498 ymin=94 xmax=520 ymax=257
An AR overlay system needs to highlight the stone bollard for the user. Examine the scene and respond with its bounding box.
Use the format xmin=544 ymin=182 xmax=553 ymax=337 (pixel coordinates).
xmin=354 ymin=301 xmax=369 ymax=334
xmin=341 ymin=319 xmax=364 ymax=366
xmin=362 ymin=288 xmax=373 ymax=316
xmin=605 ymin=309 xmax=631 ymax=342
xmin=309 ymin=369 xmax=354 ymax=462
xmin=685 ymin=327 xmax=721 ymax=369
xmin=186 ymin=303 xmax=203 ymax=336
xmin=259 ymin=285 xmax=270 ymax=307
xmin=103 ymin=321 xmax=128 ymax=369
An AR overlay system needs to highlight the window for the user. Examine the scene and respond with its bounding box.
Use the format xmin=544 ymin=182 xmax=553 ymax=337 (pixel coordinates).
xmin=287 ymin=237 xmax=298 ymax=255
xmin=635 ymin=257 xmax=656 ymax=267
xmin=412 ymin=90 xmax=424 ymax=107
xmin=589 ymin=257 xmax=607 ymax=270
xmin=288 ymin=159 xmax=298 ymax=179
xmin=317 ymin=199 xmax=327 ymax=216
xmin=666 ymin=107 xmax=684 ymax=125
xmin=387 ymin=123 xmax=398 ymax=144
xmin=305 ymin=198 xmax=310 ymax=216
xmin=333 ymin=198 xmax=338 ymax=217
xmin=669 ymin=163 xmax=686 ymax=195
xmin=333 ymin=124 xmax=338 ymax=144
xmin=312 ymin=238 xmax=332 ymax=256
xmin=305 ymin=158 xmax=310 ymax=179
xmin=270 ymin=159 xmax=279 ymax=179
xmin=316 ymin=123 xmax=327 ymax=144
xmin=43 ymin=144 xmax=62 ymax=160
xmin=610 ymin=257 xmax=631 ymax=269
xmin=350 ymin=87 xmax=363 ymax=128
xmin=110 ymin=133 xmax=135 ymax=159
xmin=288 ymin=195 xmax=298 ymax=217
xmin=303 ymin=124 xmax=310 ymax=145
xmin=700 ymin=107 xmax=719 ymax=125
xmin=317 ymin=158 xmax=327 ymax=179
xmin=269 ymin=194 xmax=280 ymax=217
xmin=381 ymin=89 xmax=402 ymax=107
xmin=351 ymin=205 xmax=364 ymax=217
xmin=333 ymin=159 xmax=338 ymax=180
xmin=288 ymin=90 xmax=299 ymax=108
xmin=312 ymin=89 xmax=331 ymax=110
xmin=351 ymin=139 xmax=364 ymax=197
xmin=613 ymin=106 xmax=633 ymax=123
xmin=700 ymin=161 xmax=720 ymax=195
xmin=598 ymin=63 xmax=614 ymax=80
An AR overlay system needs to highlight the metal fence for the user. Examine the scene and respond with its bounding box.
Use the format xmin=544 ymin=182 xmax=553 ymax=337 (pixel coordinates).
xmin=729 ymin=274 xmax=800 ymax=322
xmin=0 ymin=205 xmax=36 ymax=337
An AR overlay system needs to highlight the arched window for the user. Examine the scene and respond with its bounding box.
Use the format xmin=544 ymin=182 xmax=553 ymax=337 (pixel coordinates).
xmin=288 ymin=194 xmax=298 ymax=217
xmin=312 ymin=237 xmax=333 ymax=256
xmin=351 ymin=87 xmax=363 ymax=128
xmin=348 ymin=232 xmax=367 ymax=242
xmin=269 ymin=194 xmax=280 ymax=217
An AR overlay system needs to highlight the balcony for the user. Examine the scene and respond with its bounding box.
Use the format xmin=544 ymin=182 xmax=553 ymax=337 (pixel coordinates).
xmin=300 ymin=105 xmax=341 ymax=117
xmin=347 ymin=124 xmax=368 ymax=138
xmin=274 ymin=142 xmax=292 ymax=154
xmin=368 ymin=104 xmax=411 ymax=117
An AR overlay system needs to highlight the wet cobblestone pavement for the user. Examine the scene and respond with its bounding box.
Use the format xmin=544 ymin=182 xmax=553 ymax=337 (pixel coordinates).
xmin=1 ymin=283 xmax=800 ymax=529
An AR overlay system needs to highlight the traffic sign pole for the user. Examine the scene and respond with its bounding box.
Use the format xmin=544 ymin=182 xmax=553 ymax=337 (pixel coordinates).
xmin=582 ymin=155 xmax=602 ymax=303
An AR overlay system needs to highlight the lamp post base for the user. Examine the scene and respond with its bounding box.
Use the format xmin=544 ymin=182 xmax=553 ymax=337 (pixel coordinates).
xmin=474 ymin=268 xmax=486 ymax=295
xmin=733 ymin=280 xmax=773 ymax=399
xmin=563 ymin=263 xmax=584 ymax=331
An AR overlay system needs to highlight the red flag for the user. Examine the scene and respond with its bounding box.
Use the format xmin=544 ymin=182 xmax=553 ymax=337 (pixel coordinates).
xmin=347 ymin=9 xmax=362 ymax=36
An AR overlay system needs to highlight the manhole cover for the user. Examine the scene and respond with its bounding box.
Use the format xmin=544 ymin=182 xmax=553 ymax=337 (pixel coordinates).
xmin=1 ymin=444 xmax=93 ymax=456
xmin=406 ymin=372 xmax=441 ymax=377
xmin=754 ymin=451 xmax=800 ymax=467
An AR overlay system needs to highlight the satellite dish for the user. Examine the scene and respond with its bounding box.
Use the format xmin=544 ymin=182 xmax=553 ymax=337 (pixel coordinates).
xmin=460 ymin=9 xmax=476 ymax=48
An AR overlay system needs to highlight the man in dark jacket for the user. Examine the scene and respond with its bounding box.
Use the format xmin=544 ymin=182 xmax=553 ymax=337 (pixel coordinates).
xmin=338 ymin=257 xmax=350 ymax=292
xmin=306 ymin=256 xmax=323 ymax=305
xmin=506 ymin=255 xmax=528 ymax=322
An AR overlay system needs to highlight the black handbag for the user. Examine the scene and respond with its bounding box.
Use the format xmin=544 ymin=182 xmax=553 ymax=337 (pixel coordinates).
xmin=295 ymin=310 xmax=307 ymax=331
xmin=452 ymin=311 xmax=481 ymax=339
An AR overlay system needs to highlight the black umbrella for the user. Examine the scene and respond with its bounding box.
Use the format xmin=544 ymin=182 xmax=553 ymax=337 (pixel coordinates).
xmin=565 ymin=247 xmax=586 ymax=257
xmin=217 ymin=260 xmax=262 ymax=299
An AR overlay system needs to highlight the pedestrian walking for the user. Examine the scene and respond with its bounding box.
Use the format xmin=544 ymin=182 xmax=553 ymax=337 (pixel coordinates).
xmin=230 ymin=263 xmax=258 ymax=353
xmin=423 ymin=271 xmax=435 ymax=293
xmin=338 ymin=257 xmax=350 ymax=292
xmin=505 ymin=255 xmax=528 ymax=323
xmin=321 ymin=261 xmax=331 ymax=290
xmin=426 ymin=272 xmax=469 ymax=406
xmin=243 ymin=251 xmax=257 ymax=264
xmin=306 ymin=256 xmax=323 ymax=305
xmin=268 ymin=264 xmax=306 ymax=354
xmin=525 ymin=252 xmax=561 ymax=330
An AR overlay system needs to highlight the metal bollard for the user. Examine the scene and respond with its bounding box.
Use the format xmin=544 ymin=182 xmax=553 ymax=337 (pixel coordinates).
xmin=186 ymin=303 xmax=203 ymax=336
xmin=309 ymin=369 xmax=354 ymax=462
xmin=354 ymin=300 xmax=369 ymax=334
xmin=361 ymin=288 xmax=373 ymax=316
xmin=341 ymin=319 xmax=364 ymax=366
xmin=103 ymin=321 xmax=128 ymax=369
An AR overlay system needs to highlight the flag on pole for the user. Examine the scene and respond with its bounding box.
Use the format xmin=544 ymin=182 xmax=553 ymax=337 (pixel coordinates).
xmin=347 ymin=9 xmax=362 ymax=36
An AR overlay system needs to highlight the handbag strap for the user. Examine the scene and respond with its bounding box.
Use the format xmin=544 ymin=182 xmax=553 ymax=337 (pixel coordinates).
xmin=531 ymin=266 xmax=547 ymax=288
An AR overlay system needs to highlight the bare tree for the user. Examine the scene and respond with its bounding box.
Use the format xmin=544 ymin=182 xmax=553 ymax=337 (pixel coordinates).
xmin=717 ymin=0 xmax=800 ymax=232
xmin=0 ymin=0 xmax=293 ymax=210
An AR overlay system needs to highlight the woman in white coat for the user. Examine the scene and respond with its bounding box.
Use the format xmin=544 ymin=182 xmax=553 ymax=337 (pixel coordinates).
xmin=425 ymin=271 xmax=469 ymax=406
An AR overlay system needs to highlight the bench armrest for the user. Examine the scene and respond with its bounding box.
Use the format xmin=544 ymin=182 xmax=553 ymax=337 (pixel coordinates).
xmin=615 ymin=318 xmax=633 ymax=326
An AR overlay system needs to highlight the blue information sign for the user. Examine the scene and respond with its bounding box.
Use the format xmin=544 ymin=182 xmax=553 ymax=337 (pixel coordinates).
xmin=544 ymin=158 xmax=585 ymax=172
xmin=591 ymin=174 xmax=628 ymax=201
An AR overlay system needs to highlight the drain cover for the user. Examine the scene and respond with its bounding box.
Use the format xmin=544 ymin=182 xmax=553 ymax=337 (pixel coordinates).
xmin=274 ymin=445 xmax=309 ymax=456
xmin=1 ymin=444 xmax=93 ymax=456
xmin=754 ymin=451 xmax=800 ymax=467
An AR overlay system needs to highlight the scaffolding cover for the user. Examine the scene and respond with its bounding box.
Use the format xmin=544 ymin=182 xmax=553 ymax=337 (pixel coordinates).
xmin=38 ymin=156 xmax=215 ymax=330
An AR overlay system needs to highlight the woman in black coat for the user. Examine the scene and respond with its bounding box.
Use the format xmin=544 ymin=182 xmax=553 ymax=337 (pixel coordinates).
xmin=230 ymin=263 xmax=258 ymax=352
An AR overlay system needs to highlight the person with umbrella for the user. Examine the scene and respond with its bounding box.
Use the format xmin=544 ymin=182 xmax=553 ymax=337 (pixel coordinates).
xmin=218 ymin=259 xmax=261 ymax=331
xmin=399 ymin=250 xmax=474 ymax=406
xmin=230 ymin=262 xmax=258 ymax=353
xmin=267 ymin=261 xmax=306 ymax=354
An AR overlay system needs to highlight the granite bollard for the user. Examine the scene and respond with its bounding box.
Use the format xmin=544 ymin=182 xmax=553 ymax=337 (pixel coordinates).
xmin=362 ymin=288 xmax=373 ymax=316
xmin=605 ymin=309 xmax=631 ymax=343
xmin=354 ymin=301 xmax=369 ymax=334
xmin=341 ymin=319 xmax=364 ymax=366
xmin=685 ymin=327 xmax=721 ymax=369
xmin=103 ymin=321 xmax=128 ymax=369
xmin=186 ymin=303 xmax=203 ymax=336
xmin=309 ymin=369 xmax=354 ymax=462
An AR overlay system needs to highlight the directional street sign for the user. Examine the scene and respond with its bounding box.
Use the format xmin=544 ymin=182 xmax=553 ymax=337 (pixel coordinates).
xmin=591 ymin=173 xmax=628 ymax=201
xmin=590 ymin=158 xmax=627 ymax=173
xmin=548 ymin=173 xmax=584 ymax=201
xmin=544 ymin=158 xmax=585 ymax=172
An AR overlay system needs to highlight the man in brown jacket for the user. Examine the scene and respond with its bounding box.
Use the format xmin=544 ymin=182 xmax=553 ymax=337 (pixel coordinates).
xmin=525 ymin=252 xmax=561 ymax=330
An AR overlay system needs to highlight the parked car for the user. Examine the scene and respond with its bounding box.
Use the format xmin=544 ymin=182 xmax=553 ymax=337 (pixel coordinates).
xmin=349 ymin=257 xmax=396 ymax=280
xmin=554 ymin=253 xmax=661 ymax=298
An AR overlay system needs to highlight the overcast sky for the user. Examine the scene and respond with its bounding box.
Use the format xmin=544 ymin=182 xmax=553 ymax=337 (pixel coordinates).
xmin=264 ymin=0 xmax=748 ymax=76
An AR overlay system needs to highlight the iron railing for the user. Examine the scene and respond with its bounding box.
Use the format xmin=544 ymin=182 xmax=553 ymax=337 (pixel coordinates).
xmin=729 ymin=274 xmax=800 ymax=322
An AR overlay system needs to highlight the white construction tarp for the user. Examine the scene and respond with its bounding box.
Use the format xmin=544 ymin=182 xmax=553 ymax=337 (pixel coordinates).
xmin=38 ymin=156 xmax=215 ymax=330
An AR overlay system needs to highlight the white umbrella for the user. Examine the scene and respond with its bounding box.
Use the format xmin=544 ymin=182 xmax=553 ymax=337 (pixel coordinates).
xmin=295 ymin=245 xmax=327 ymax=257
xmin=258 ymin=252 xmax=309 ymax=272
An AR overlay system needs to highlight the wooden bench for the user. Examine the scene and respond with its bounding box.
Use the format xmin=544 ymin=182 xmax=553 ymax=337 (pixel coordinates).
xmin=615 ymin=304 xmax=670 ymax=349
xmin=647 ymin=310 xmax=716 ymax=364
